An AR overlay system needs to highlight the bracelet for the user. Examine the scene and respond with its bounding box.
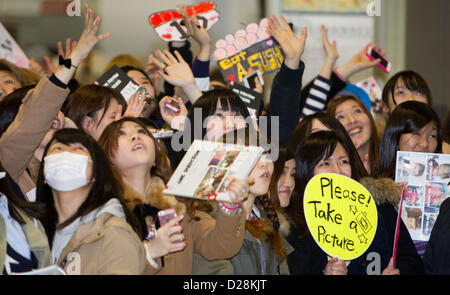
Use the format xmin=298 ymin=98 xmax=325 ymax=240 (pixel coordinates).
xmin=220 ymin=201 xmax=241 ymax=210
xmin=218 ymin=202 xmax=242 ymax=216
xmin=59 ymin=55 xmax=78 ymax=70
xmin=145 ymin=226 xmax=157 ymax=241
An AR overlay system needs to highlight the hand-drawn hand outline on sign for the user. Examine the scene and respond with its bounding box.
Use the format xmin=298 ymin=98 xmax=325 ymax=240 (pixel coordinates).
xmin=149 ymin=2 xmax=219 ymax=42
xmin=303 ymin=173 xmax=378 ymax=261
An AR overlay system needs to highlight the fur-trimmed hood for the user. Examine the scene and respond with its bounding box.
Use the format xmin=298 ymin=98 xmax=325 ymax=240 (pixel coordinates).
xmin=359 ymin=176 xmax=402 ymax=207
xmin=122 ymin=176 xmax=186 ymax=216
xmin=276 ymin=208 xmax=291 ymax=238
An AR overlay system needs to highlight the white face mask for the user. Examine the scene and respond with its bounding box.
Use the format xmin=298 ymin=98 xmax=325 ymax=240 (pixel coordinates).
xmin=44 ymin=151 xmax=92 ymax=192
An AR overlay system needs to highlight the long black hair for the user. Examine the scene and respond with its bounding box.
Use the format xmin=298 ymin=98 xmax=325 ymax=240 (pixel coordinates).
xmin=0 ymin=162 xmax=44 ymax=224
xmin=186 ymin=88 xmax=252 ymax=142
xmin=376 ymin=101 xmax=442 ymax=179
xmin=288 ymin=130 xmax=368 ymax=236
xmin=382 ymin=70 xmax=432 ymax=108
xmin=0 ymin=85 xmax=36 ymax=136
xmin=289 ymin=112 xmax=366 ymax=171
xmin=272 ymin=141 xmax=294 ymax=209
xmin=36 ymin=128 xmax=143 ymax=245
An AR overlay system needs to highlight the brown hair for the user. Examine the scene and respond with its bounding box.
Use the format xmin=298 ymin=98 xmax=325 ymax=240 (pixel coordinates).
xmin=221 ymin=127 xmax=287 ymax=260
xmin=98 ymin=117 xmax=170 ymax=182
xmin=326 ymin=96 xmax=380 ymax=174
xmin=0 ymin=59 xmax=28 ymax=86
xmin=104 ymin=54 xmax=145 ymax=72
xmin=62 ymin=84 xmax=127 ymax=130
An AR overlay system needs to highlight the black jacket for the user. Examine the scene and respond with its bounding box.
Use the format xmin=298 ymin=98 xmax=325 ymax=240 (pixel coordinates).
xmin=423 ymin=197 xmax=450 ymax=274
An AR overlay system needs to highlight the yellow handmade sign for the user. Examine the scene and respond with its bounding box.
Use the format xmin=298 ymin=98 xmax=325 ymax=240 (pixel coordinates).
xmin=303 ymin=173 xmax=378 ymax=261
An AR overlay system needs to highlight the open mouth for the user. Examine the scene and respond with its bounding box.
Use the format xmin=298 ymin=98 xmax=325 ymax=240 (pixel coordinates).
xmin=348 ymin=126 xmax=362 ymax=136
xmin=131 ymin=143 xmax=145 ymax=151
xmin=50 ymin=119 xmax=61 ymax=131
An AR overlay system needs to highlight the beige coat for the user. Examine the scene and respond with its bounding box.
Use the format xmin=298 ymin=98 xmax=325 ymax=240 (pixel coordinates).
xmin=0 ymin=76 xmax=70 ymax=196
xmin=124 ymin=176 xmax=246 ymax=275
xmin=0 ymin=205 xmax=52 ymax=272
xmin=56 ymin=213 xmax=147 ymax=275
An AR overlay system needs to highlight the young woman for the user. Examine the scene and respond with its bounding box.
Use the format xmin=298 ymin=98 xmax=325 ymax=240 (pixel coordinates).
xmin=120 ymin=65 xmax=160 ymax=124
xmin=166 ymin=87 xmax=252 ymax=169
xmin=326 ymin=96 xmax=380 ymax=174
xmin=271 ymin=144 xmax=296 ymax=209
xmin=0 ymin=59 xmax=29 ymax=101
xmin=218 ymin=128 xmax=292 ymax=275
xmin=377 ymin=101 xmax=442 ymax=179
xmin=0 ymin=3 xmax=107 ymax=202
xmin=0 ymin=163 xmax=51 ymax=274
xmin=289 ymin=115 xmax=424 ymax=274
xmin=99 ymin=117 xmax=248 ymax=274
xmin=287 ymin=130 xmax=399 ymax=275
xmin=62 ymin=85 xmax=127 ymax=141
xmin=36 ymin=128 xmax=147 ymax=274
xmin=381 ymin=70 xmax=432 ymax=113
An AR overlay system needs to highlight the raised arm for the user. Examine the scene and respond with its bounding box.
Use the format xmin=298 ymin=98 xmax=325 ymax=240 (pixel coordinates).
xmin=300 ymin=25 xmax=338 ymax=117
xmin=0 ymin=4 xmax=109 ymax=182
xmin=268 ymin=15 xmax=307 ymax=145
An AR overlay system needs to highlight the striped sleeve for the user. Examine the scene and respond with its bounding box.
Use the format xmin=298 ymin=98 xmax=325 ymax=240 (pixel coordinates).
xmin=191 ymin=58 xmax=210 ymax=92
xmin=300 ymin=75 xmax=332 ymax=117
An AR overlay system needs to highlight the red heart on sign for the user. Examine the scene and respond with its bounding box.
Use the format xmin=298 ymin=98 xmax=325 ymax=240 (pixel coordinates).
xmin=226 ymin=74 xmax=236 ymax=83
xmin=162 ymin=33 xmax=172 ymax=39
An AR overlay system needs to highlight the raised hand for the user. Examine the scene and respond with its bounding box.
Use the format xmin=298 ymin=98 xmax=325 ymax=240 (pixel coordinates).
xmin=267 ymin=14 xmax=307 ymax=70
xmin=321 ymin=25 xmax=339 ymax=66
xmin=159 ymin=96 xmax=188 ymax=130
xmin=150 ymin=50 xmax=195 ymax=88
xmin=150 ymin=49 xmax=202 ymax=103
xmin=69 ymin=4 xmax=110 ymax=66
xmin=55 ymin=3 xmax=109 ymax=84
xmin=318 ymin=25 xmax=339 ymax=80
xmin=123 ymin=92 xmax=147 ymax=118
xmin=336 ymin=43 xmax=385 ymax=80
xmin=184 ymin=14 xmax=211 ymax=61
xmin=44 ymin=38 xmax=78 ymax=74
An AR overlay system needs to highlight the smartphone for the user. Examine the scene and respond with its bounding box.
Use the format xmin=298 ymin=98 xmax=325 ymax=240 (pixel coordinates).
xmin=157 ymin=208 xmax=177 ymax=226
xmin=366 ymin=45 xmax=392 ymax=73
xmin=243 ymin=70 xmax=263 ymax=90
xmin=157 ymin=208 xmax=183 ymax=252
xmin=165 ymin=98 xmax=181 ymax=113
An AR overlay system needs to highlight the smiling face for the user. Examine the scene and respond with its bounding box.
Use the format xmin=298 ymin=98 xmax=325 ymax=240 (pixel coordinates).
xmin=399 ymin=121 xmax=438 ymax=153
xmin=334 ymin=99 xmax=372 ymax=151
xmin=0 ymin=70 xmax=22 ymax=101
xmin=277 ymin=159 xmax=296 ymax=208
xmin=313 ymin=143 xmax=352 ymax=178
xmin=110 ymin=121 xmax=156 ymax=172
xmin=248 ymin=157 xmax=274 ymax=197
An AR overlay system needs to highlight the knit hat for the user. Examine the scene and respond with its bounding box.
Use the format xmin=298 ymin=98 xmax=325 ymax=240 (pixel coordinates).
xmin=336 ymin=83 xmax=372 ymax=111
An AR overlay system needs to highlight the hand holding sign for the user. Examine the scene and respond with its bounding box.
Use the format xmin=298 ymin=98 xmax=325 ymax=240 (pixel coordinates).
xmin=149 ymin=2 xmax=219 ymax=42
xmin=303 ymin=173 xmax=378 ymax=261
